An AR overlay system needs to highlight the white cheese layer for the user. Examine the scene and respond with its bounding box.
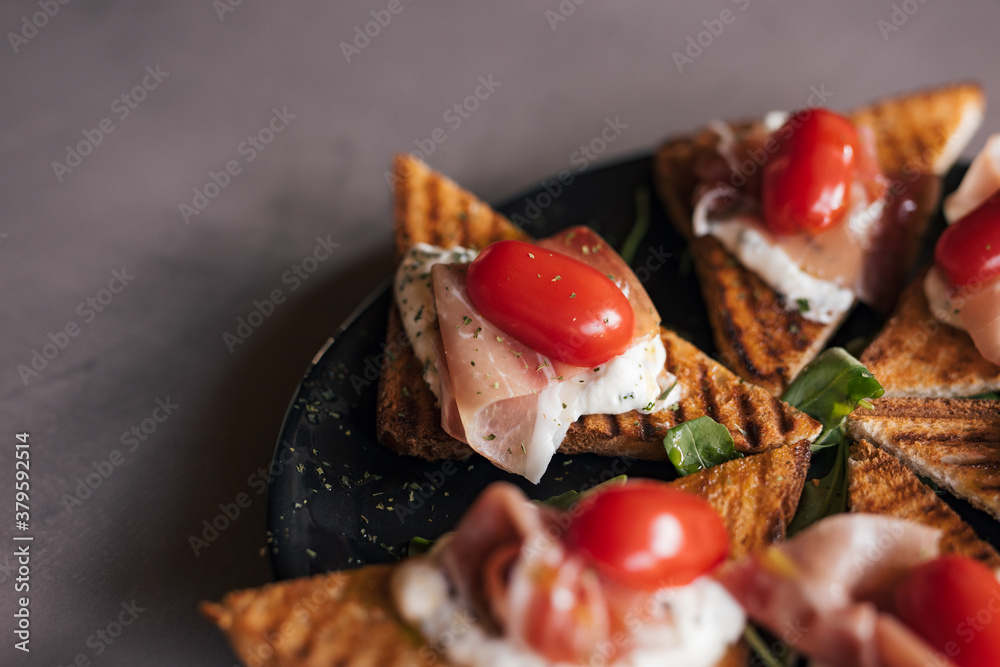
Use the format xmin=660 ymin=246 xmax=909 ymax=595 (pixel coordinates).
xmin=392 ymin=557 xmax=744 ymax=667
xmin=394 ymin=243 xmax=479 ymax=400
xmin=923 ymin=266 xmax=966 ymax=331
xmin=692 ymin=187 xmax=854 ymax=324
xmin=523 ymin=334 xmax=681 ymax=483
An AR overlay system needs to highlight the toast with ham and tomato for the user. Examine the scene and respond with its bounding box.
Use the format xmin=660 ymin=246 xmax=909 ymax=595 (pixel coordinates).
xmin=846 ymin=398 xmax=1000 ymax=523
xmin=862 ymin=134 xmax=1000 ymax=398
xmin=202 ymin=443 xmax=811 ymax=667
xmin=653 ymin=83 xmax=985 ymax=396
xmin=848 ymin=438 xmax=1000 ymax=568
xmin=377 ymin=155 xmax=820 ymax=478
xmin=860 ymin=267 xmax=1000 ymax=398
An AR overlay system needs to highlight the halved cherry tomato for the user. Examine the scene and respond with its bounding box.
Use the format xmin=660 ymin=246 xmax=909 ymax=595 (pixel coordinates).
xmin=762 ymin=108 xmax=860 ymax=235
xmin=565 ymin=481 xmax=729 ymax=591
xmin=466 ymin=240 xmax=635 ymax=368
xmin=935 ymin=191 xmax=1000 ymax=288
xmin=894 ymin=555 xmax=1000 ymax=667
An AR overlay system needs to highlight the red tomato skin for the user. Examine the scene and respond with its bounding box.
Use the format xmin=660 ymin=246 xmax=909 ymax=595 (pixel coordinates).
xmin=466 ymin=240 xmax=635 ymax=368
xmin=894 ymin=555 xmax=1000 ymax=667
xmin=565 ymin=481 xmax=729 ymax=591
xmin=935 ymin=191 xmax=1000 ymax=288
xmin=762 ymin=108 xmax=860 ymax=235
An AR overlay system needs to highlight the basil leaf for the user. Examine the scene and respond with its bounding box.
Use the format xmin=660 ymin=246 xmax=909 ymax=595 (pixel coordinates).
xmin=619 ymin=187 xmax=651 ymax=265
xmin=407 ymin=536 xmax=434 ymax=556
xmin=664 ymin=416 xmax=742 ymax=476
xmin=743 ymin=625 xmax=791 ymax=667
xmin=787 ymin=439 xmax=849 ymax=536
xmin=781 ymin=347 xmax=884 ymax=451
xmin=541 ymin=474 xmax=628 ymax=510
xmin=410 ymin=476 xmax=630 ymax=556
xmin=970 ymin=391 xmax=1000 ymax=400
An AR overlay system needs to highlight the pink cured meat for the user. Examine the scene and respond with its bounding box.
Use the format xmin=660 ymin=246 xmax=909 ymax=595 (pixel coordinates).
xmin=718 ymin=514 xmax=949 ymax=667
xmin=431 ymin=226 xmax=662 ymax=481
xmin=438 ymin=482 xmax=666 ymax=664
xmin=438 ymin=482 xmax=561 ymax=627
xmin=954 ymin=274 xmax=1000 ymax=366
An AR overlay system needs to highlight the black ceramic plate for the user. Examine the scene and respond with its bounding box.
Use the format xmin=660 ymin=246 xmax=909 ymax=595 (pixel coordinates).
xmin=266 ymin=155 xmax=996 ymax=581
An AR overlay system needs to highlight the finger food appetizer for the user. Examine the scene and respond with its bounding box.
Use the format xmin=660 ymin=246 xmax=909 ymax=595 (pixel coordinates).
xmin=655 ymin=84 xmax=984 ymax=395
xmin=378 ymin=156 xmax=820 ymax=482
xmin=863 ymin=134 xmax=1000 ymax=397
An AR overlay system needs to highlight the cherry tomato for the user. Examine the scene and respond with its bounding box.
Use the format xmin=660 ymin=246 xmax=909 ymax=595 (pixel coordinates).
xmin=466 ymin=240 xmax=635 ymax=368
xmin=565 ymin=481 xmax=729 ymax=590
xmin=762 ymin=108 xmax=860 ymax=235
xmin=935 ymin=191 xmax=1000 ymax=288
xmin=894 ymin=555 xmax=1000 ymax=667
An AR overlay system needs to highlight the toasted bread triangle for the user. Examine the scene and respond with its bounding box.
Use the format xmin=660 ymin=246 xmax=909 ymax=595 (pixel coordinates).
xmin=673 ymin=441 xmax=811 ymax=561
xmin=200 ymin=564 xmax=432 ymax=667
xmin=861 ymin=267 xmax=1000 ymax=397
xmin=848 ymin=439 xmax=1000 ymax=568
xmin=390 ymin=154 xmax=529 ymax=263
xmin=201 ymin=447 xmax=808 ymax=666
xmin=846 ymin=397 xmax=1000 ymax=522
xmin=377 ymin=156 xmax=821 ymax=463
xmin=654 ymin=83 xmax=985 ymax=395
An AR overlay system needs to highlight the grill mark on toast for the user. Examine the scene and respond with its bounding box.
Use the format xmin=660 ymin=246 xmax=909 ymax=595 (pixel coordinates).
xmin=893 ymin=431 xmax=1000 ymax=445
xmin=772 ymin=394 xmax=795 ymax=435
xmin=427 ymin=173 xmax=443 ymax=246
xmin=604 ymin=413 xmax=621 ymax=438
xmin=718 ymin=306 xmax=765 ymax=384
xmin=737 ymin=390 xmax=762 ymax=450
xmin=663 ymin=336 xmax=687 ymax=424
xmin=634 ymin=412 xmax=652 ymax=442
xmin=673 ymin=400 xmax=687 ymax=424
xmin=393 ymin=174 xmax=412 ymax=263
xmin=973 ymin=480 xmax=1000 ymax=493
xmin=748 ymin=288 xmax=786 ymax=363
xmin=699 ymin=359 xmax=721 ymax=422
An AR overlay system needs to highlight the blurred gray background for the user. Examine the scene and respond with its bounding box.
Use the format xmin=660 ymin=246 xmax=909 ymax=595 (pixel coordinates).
xmin=2 ymin=0 xmax=999 ymax=664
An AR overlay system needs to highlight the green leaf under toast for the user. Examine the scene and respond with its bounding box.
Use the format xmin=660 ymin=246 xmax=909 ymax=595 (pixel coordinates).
xmin=969 ymin=391 xmax=1000 ymax=400
xmin=743 ymin=625 xmax=796 ymax=667
xmin=664 ymin=416 xmax=743 ymax=477
xmin=407 ymin=536 xmax=434 ymax=557
xmin=541 ymin=474 xmax=628 ymax=510
xmin=619 ymin=187 xmax=651 ymax=265
xmin=781 ymin=347 xmax=884 ymax=451
xmin=407 ymin=475 xmax=630 ymax=555
xmin=787 ymin=438 xmax=849 ymax=536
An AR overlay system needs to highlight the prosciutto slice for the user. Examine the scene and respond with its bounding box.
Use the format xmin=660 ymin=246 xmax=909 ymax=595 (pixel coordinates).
xmin=952 ymin=274 xmax=1000 ymax=363
xmin=438 ymin=482 xmax=617 ymax=662
xmin=432 ymin=226 xmax=667 ymax=482
xmin=718 ymin=513 xmax=950 ymax=667
xmin=944 ymin=134 xmax=1000 ymax=224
